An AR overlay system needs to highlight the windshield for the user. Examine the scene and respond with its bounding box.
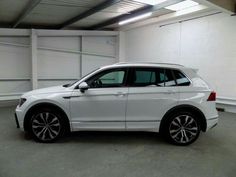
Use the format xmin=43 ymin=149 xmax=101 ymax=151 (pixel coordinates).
xmin=63 ymin=68 xmax=99 ymax=87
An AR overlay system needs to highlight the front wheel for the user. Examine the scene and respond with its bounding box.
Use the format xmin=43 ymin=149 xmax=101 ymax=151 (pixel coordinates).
xmin=163 ymin=112 xmax=201 ymax=145
xmin=29 ymin=108 xmax=65 ymax=143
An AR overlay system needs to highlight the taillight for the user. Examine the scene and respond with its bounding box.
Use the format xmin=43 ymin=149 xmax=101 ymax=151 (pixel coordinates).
xmin=207 ymin=91 xmax=216 ymax=101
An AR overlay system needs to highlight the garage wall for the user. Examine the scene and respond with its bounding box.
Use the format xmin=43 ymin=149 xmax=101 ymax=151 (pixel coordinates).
xmin=124 ymin=12 xmax=236 ymax=100
xmin=37 ymin=36 xmax=81 ymax=88
xmin=38 ymin=36 xmax=116 ymax=88
xmin=0 ymin=30 xmax=118 ymax=98
xmin=81 ymin=36 xmax=116 ymax=76
xmin=0 ymin=37 xmax=31 ymax=95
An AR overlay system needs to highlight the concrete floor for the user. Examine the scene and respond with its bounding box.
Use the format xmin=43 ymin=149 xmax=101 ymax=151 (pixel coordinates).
xmin=0 ymin=107 xmax=235 ymax=177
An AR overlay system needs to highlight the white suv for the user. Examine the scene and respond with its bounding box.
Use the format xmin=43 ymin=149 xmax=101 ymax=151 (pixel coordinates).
xmin=15 ymin=63 xmax=218 ymax=145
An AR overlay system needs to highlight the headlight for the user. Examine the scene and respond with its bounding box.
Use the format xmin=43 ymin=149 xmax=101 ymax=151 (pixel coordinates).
xmin=19 ymin=98 xmax=26 ymax=107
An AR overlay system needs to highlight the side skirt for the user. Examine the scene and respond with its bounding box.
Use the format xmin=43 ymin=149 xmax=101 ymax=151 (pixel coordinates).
xmin=71 ymin=120 xmax=160 ymax=132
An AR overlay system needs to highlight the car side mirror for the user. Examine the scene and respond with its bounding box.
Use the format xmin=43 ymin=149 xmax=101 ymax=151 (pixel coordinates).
xmin=78 ymin=82 xmax=89 ymax=93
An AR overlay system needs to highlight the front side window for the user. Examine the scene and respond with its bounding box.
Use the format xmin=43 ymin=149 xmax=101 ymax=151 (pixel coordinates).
xmin=87 ymin=69 xmax=126 ymax=88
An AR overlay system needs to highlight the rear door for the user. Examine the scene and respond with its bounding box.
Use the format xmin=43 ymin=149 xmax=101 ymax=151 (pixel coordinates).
xmin=126 ymin=67 xmax=179 ymax=131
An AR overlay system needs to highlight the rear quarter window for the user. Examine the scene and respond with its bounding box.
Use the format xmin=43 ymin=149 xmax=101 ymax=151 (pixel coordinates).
xmin=173 ymin=70 xmax=191 ymax=86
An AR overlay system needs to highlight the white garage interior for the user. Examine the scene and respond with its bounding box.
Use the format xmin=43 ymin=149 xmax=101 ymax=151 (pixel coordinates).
xmin=0 ymin=0 xmax=236 ymax=176
xmin=0 ymin=29 xmax=118 ymax=105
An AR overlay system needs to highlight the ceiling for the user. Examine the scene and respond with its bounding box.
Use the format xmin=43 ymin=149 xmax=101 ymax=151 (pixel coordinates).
xmin=0 ymin=0 xmax=177 ymax=30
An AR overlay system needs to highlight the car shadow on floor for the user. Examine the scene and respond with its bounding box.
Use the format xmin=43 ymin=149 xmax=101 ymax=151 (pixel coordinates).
xmin=18 ymin=129 xmax=223 ymax=148
xmin=16 ymin=128 xmax=168 ymax=145
xmin=59 ymin=131 xmax=168 ymax=145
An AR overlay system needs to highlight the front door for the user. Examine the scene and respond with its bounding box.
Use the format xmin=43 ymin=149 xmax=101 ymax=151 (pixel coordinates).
xmin=70 ymin=68 xmax=128 ymax=131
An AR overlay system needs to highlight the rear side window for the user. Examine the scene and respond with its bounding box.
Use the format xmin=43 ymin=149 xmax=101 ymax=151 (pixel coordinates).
xmin=135 ymin=70 xmax=156 ymax=85
xmin=131 ymin=68 xmax=165 ymax=87
xmin=130 ymin=67 xmax=191 ymax=87
xmin=164 ymin=69 xmax=176 ymax=87
xmin=173 ymin=70 xmax=191 ymax=86
xmin=132 ymin=68 xmax=157 ymax=86
xmin=157 ymin=69 xmax=165 ymax=86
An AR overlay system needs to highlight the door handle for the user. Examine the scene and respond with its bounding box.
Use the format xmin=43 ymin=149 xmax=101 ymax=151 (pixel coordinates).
xmin=166 ymin=90 xmax=175 ymax=94
xmin=114 ymin=92 xmax=127 ymax=97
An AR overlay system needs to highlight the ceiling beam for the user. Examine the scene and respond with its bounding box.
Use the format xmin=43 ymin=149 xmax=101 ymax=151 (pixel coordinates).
xmin=12 ymin=0 xmax=42 ymax=28
xmin=57 ymin=0 xmax=122 ymax=29
xmin=87 ymin=5 xmax=153 ymax=30
xmin=87 ymin=0 xmax=183 ymax=30
xmin=206 ymin=0 xmax=235 ymax=13
xmin=0 ymin=22 xmax=11 ymax=28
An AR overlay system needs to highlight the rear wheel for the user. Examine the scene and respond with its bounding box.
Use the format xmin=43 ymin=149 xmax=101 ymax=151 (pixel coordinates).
xmin=163 ymin=112 xmax=200 ymax=145
xmin=29 ymin=108 xmax=65 ymax=143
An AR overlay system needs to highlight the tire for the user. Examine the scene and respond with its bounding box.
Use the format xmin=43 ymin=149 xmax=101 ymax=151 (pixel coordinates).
xmin=162 ymin=112 xmax=201 ymax=146
xmin=28 ymin=108 xmax=66 ymax=143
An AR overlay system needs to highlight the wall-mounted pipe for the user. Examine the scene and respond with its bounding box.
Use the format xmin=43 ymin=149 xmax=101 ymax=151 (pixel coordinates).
xmin=159 ymin=11 xmax=222 ymax=27
xmin=38 ymin=46 xmax=116 ymax=58
xmin=0 ymin=41 xmax=116 ymax=58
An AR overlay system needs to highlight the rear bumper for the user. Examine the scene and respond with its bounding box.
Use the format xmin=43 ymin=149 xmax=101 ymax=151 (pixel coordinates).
xmin=206 ymin=116 xmax=218 ymax=131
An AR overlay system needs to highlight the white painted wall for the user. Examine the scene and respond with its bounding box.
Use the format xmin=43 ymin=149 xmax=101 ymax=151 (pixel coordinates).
xmin=124 ymin=12 xmax=236 ymax=99
xmin=0 ymin=37 xmax=31 ymax=94
xmin=0 ymin=30 xmax=118 ymax=97
xmin=81 ymin=36 xmax=117 ymax=75
xmin=37 ymin=36 xmax=81 ymax=88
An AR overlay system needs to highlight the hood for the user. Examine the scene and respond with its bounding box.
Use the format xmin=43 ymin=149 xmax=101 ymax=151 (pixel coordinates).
xmin=22 ymin=85 xmax=70 ymax=97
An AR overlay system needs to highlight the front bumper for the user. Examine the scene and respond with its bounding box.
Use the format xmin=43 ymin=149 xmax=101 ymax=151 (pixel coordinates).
xmin=15 ymin=106 xmax=25 ymax=131
xmin=14 ymin=113 xmax=20 ymax=128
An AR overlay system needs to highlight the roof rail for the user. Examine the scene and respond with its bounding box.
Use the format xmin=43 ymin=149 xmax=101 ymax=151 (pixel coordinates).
xmin=113 ymin=62 xmax=128 ymax=65
xmin=153 ymin=62 xmax=184 ymax=67
xmin=114 ymin=62 xmax=184 ymax=67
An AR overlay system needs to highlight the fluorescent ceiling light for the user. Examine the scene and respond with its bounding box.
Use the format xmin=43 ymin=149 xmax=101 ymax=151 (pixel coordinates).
xmin=133 ymin=0 xmax=168 ymax=5
xmin=165 ymin=0 xmax=199 ymax=11
xmin=175 ymin=4 xmax=207 ymax=16
xmin=119 ymin=12 xmax=152 ymax=25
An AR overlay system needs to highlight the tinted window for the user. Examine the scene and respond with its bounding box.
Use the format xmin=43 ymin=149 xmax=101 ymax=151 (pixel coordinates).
xmin=87 ymin=69 xmax=126 ymax=88
xmin=164 ymin=69 xmax=176 ymax=86
xmin=131 ymin=68 xmax=165 ymax=87
xmin=100 ymin=71 xmax=125 ymax=84
xmin=173 ymin=70 xmax=191 ymax=86
xmin=134 ymin=70 xmax=156 ymax=86
xmin=156 ymin=69 xmax=165 ymax=86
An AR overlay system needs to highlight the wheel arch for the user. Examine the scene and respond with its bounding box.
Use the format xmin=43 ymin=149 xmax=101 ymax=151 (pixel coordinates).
xmin=23 ymin=102 xmax=71 ymax=132
xmin=160 ymin=104 xmax=207 ymax=132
